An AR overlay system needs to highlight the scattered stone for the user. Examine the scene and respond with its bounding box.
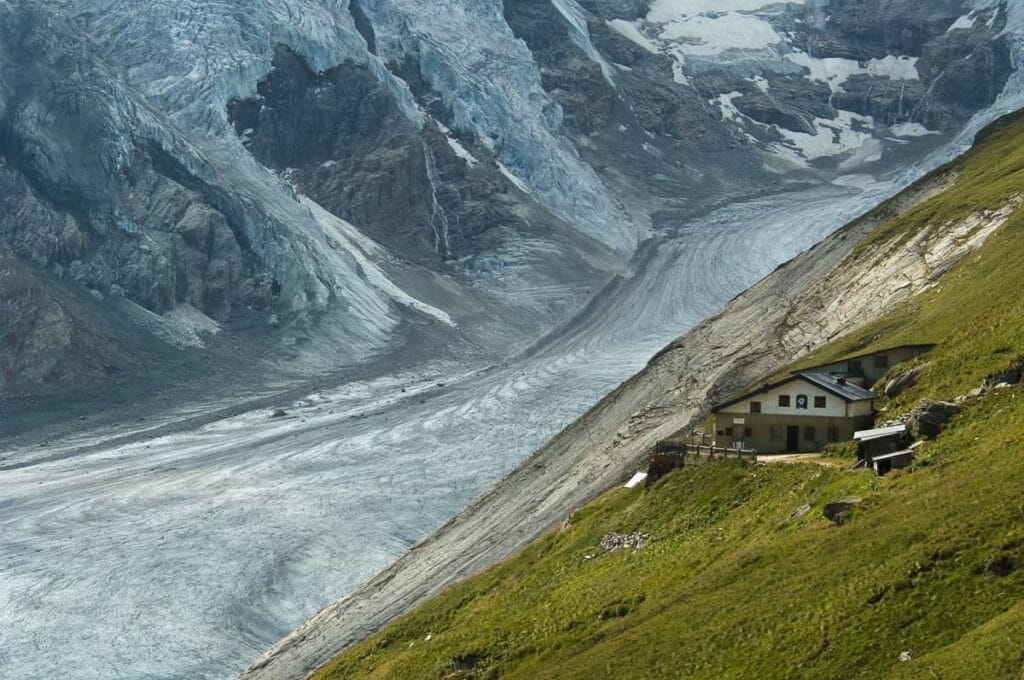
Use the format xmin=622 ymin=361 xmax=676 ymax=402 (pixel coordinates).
xmin=906 ymin=400 xmax=961 ymax=439
xmin=899 ymin=651 xmax=912 ymax=663
xmin=791 ymin=504 xmax=811 ymax=519
xmin=884 ymin=364 xmax=929 ymax=398
xmin=977 ymin=554 xmax=1018 ymax=577
xmin=599 ymin=532 xmax=650 ymax=553
xmin=271 ymin=409 xmax=288 ymax=418
xmin=983 ymin=358 xmax=1023 ymax=390
xmin=823 ymin=497 xmax=864 ymax=525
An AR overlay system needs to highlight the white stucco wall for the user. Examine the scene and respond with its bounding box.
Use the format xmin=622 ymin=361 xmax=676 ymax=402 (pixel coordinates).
xmin=719 ymin=379 xmax=856 ymax=418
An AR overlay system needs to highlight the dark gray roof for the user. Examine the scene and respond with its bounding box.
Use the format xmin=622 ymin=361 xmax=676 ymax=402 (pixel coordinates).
xmin=798 ymin=372 xmax=877 ymax=402
xmin=712 ymin=372 xmax=876 ymax=412
xmin=794 ymin=344 xmax=936 ymax=373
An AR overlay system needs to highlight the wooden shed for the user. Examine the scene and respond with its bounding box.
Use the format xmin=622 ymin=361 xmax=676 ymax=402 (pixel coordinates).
xmin=854 ymin=424 xmax=913 ymax=476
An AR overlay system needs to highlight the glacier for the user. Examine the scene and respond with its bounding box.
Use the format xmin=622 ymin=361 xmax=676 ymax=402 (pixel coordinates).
xmin=0 ymin=180 xmax=898 ymax=680
xmin=3 ymin=0 xmax=1024 ymax=678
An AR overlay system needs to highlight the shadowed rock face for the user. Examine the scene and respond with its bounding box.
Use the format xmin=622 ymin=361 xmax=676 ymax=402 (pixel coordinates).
xmin=502 ymin=0 xmax=618 ymax=136
xmin=0 ymin=4 xmax=272 ymax=397
xmin=227 ymin=46 xmax=527 ymax=265
xmin=799 ymin=2 xmax=1014 ymax=130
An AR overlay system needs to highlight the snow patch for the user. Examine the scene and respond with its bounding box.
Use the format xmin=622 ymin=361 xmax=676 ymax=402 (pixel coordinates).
xmin=715 ymin=92 xmax=745 ymax=122
xmin=657 ymin=12 xmax=784 ymax=55
xmin=890 ymin=122 xmax=940 ymax=138
xmin=947 ymin=13 xmax=978 ymax=32
xmin=550 ymin=0 xmax=617 ymax=86
xmin=607 ymin=19 xmax=660 ymax=54
xmin=785 ymin=51 xmax=919 ymax=94
xmin=498 ymin=163 xmax=533 ymax=195
xmin=770 ymin=111 xmax=877 ymax=167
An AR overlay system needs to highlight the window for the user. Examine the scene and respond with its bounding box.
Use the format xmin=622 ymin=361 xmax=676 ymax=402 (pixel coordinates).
xmin=745 ymin=428 xmax=753 ymax=438
xmin=725 ymin=427 xmax=734 ymax=437
xmin=827 ymin=427 xmax=840 ymax=442
xmin=874 ymin=354 xmax=889 ymax=369
xmin=814 ymin=396 xmax=827 ymax=409
xmin=750 ymin=401 xmax=762 ymax=414
xmin=778 ymin=395 xmax=791 ymax=407
xmin=804 ymin=426 xmax=816 ymax=442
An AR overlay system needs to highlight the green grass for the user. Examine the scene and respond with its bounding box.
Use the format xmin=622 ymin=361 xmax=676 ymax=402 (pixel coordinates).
xmin=313 ymin=117 xmax=1024 ymax=679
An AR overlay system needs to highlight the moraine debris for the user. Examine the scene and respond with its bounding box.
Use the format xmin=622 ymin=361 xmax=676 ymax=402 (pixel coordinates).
xmin=599 ymin=532 xmax=651 ymax=553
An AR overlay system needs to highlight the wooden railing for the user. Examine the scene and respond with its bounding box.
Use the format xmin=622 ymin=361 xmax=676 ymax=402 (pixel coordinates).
xmin=654 ymin=440 xmax=757 ymax=458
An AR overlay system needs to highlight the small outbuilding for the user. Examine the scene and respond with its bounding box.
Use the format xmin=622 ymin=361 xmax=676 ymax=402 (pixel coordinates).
xmin=854 ymin=424 xmax=913 ymax=475
xmin=712 ymin=373 xmax=876 ymax=453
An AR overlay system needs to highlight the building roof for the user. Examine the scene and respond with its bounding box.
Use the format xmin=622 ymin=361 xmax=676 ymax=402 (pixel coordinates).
xmin=793 ymin=344 xmax=936 ymax=374
xmin=854 ymin=424 xmax=908 ymax=441
xmin=712 ymin=372 xmax=876 ymax=412
xmin=870 ymin=449 xmax=914 ymax=462
xmin=799 ymin=373 xmax=877 ymax=401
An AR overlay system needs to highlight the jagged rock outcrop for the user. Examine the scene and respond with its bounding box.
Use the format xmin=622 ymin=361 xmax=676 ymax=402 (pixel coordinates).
xmin=906 ymin=400 xmax=962 ymax=439
xmin=227 ymin=46 xmax=525 ymax=264
xmin=885 ymin=364 xmax=929 ymax=398
xmin=823 ymin=497 xmax=865 ymax=525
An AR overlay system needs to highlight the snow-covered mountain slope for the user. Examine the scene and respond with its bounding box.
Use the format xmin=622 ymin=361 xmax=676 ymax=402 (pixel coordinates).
xmin=2 ymin=0 xmax=1022 ymax=401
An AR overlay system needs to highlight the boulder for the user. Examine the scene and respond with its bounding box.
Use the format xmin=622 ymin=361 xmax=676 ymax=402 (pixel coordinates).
xmin=884 ymin=363 xmax=929 ymax=398
xmin=983 ymin=358 xmax=1024 ymax=390
xmin=823 ymin=497 xmax=864 ymax=525
xmin=906 ymin=400 xmax=961 ymax=439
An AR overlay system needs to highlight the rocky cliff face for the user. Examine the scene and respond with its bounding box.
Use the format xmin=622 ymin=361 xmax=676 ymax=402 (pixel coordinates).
xmin=0 ymin=0 xmax=1021 ymax=403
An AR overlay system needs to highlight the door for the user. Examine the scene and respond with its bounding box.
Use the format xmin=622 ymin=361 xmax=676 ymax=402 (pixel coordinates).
xmin=786 ymin=426 xmax=800 ymax=453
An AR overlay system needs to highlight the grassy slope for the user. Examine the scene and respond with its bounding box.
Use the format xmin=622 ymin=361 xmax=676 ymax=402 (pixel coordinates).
xmin=314 ymin=119 xmax=1024 ymax=679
